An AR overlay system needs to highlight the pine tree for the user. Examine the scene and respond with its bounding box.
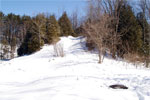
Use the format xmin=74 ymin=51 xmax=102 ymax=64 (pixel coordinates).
xmin=137 ymin=12 xmax=150 ymax=67
xmin=0 ymin=12 xmax=4 ymax=44
xmin=118 ymin=4 xmax=142 ymax=55
xmin=27 ymin=31 xmax=41 ymax=54
xmin=0 ymin=12 xmax=4 ymax=59
xmin=31 ymin=14 xmax=46 ymax=45
xmin=137 ymin=12 xmax=150 ymax=55
xmin=0 ymin=12 xmax=4 ymax=28
xmin=17 ymin=27 xmax=41 ymax=56
xmin=17 ymin=29 xmax=31 ymax=56
xmin=17 ymin=14 xmax=46 ymax=56
xmin=58 ymin=12 xmax=74 ymax=36
xmin=46 ymin=15 xmax=60 ymax=44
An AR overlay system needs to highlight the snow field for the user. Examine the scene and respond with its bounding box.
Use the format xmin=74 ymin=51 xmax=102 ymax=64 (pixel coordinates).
xmin=0 ymin=36 xmax=150 ymax=100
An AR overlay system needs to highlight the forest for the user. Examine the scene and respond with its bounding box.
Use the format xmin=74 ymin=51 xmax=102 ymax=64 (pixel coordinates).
xmin=0 ymin=0 xmax=150 ymax=67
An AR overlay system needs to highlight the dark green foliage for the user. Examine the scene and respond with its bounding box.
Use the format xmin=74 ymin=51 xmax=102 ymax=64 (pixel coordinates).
xmin=17 ymin=29 xmax=42 ymax=56
xmin=17 ymin=30 xmax=31 ymax=56
xmin=74 ymin=25 xmax=85 ymax=37
xmin=46 ymin=15 xmax=60 ymax=44
xmin=27 ymin=33 xmax=41 ymax=54
xmin=137 ymin=12 xmax=150 ymax=55
xmin=118 ymin=4 xmax=142 ymax=56
xmin=21 ymin=15 xmax=32 ymax=28
xmin=58 ymin=12 xmax=74 ymax=36
xmin=17 ymin=18 xmax=44 ymax=56
xmin=136 ymin=12 xmax=150 ymax=67
xmin=32 ymin=14 xmax=46 ymax=42
xmin=0 ymin=12 xmax=4 ymax=20
xmin=0 ymin=11 xmax=4 ymax=35
xmin=6 ymin=13 xmax=21 ymax=28
xmin=17 ymin=42 xmax=27 ymax=56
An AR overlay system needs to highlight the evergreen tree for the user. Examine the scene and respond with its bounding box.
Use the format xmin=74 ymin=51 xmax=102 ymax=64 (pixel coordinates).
xmin=17 ymin=14 xmax=46 ymax=56
xmin=0 ymin=12 xmax=4 ymax=59
xmin=0 ymin=12 xmax=4 ymax=41
xmin=17 ymin=29 xmax=31 ymax=56
xmin=46 ymin=15 xmax=60 ymax=44
xmin=137 ymin=12 xmax=150 ymax=67
xmin=58 ymin=12 xmax=74 ymax=36
xmin=118 ymin=4 xmax=142 ymax=55
xmin=31 ymin=14 xmax=46 ymax=45
xmin=27 ymin=31 xmax=41 ymax=54
xmin=0 ymin=12 xmax=4 ymax=25
xmin=17 ymin=27 xmax=41 ymax=56
xmin=137 ymin=12 xmax=150 ymax=55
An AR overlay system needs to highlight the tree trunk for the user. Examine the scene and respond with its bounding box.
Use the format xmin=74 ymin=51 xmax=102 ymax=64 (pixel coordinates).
xmin=98 ymin=51 xmax=102 ymax=63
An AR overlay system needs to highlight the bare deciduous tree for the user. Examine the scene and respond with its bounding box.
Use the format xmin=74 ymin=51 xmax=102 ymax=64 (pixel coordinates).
xmin=145 ymin=0 xmax=150 ymax=17
xmin=70 ymin=10 xmax=79 ymax=31
xmin=86 ymin=0 xmax=102 ymax=21
xmin=83 ymin=0 xmax=123 ymax=63
xmin=83 ymin=14 xmax=112 ymax=63
xmin=102 ymin=0 xmax=124 ymax=58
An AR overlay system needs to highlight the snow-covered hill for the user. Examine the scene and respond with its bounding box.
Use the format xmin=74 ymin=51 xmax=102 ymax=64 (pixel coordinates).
xmin=0 ymin=36 xmax=150 ymax=100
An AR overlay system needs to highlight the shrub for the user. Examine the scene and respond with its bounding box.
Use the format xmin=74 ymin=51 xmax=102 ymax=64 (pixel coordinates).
xmin=53 ymin=43 xmax=64 ymax=57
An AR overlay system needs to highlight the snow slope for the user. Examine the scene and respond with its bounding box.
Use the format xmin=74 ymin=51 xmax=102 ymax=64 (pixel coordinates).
xmin=0 ymin=36 xmax=150 ymax=100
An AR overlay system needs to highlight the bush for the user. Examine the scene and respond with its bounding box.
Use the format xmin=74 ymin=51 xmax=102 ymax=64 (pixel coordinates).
xmin=53 ymin=43 xmax=64 ymax=57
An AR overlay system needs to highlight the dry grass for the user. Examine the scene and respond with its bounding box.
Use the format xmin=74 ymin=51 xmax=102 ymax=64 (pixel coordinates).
xmin=123 ymin=52 xmax=150 ymax=67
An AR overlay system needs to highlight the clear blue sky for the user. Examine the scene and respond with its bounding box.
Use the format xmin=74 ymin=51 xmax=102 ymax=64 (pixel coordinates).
xmin=0 ymin=0 xmax=87 ymax=17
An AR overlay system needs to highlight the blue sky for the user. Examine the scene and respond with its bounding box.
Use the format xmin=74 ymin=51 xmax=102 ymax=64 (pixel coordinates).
xmin=0 ymin=0 xmax=87 ymax=17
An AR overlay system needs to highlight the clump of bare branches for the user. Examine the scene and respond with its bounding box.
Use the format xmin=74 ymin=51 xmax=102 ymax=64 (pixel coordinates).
xmin=83 ymin=14 xmax=113 ymax=63
xmin=53 ymin=43 xmax=65 ymax=57
xmin=83 ymin=0 xmax=122 ymax=63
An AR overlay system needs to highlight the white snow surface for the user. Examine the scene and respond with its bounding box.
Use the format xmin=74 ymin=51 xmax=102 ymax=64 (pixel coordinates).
xmin=0 ymin=36 xmax=150 ymax=100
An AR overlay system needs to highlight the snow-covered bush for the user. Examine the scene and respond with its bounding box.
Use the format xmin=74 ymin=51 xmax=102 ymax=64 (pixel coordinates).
xmin=53 ymin=43 xmax=64 ymax=57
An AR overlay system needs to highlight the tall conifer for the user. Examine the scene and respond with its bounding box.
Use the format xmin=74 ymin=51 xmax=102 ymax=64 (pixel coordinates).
xmin=118 ymin=4 xmax=142 ymax=54
xmin=58 ymin=12 xmax=74 ymax=36
xmin=46 ymin=15 xmax=60 ymax=44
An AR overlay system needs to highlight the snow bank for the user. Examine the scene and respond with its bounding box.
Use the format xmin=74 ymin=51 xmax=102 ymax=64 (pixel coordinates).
xmin=0 ymin=36 xmax=150 ymax=100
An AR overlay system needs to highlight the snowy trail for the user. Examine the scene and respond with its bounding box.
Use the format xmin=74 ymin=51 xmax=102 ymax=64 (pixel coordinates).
xmin=0 ymin=36 xmax=150 ymax=100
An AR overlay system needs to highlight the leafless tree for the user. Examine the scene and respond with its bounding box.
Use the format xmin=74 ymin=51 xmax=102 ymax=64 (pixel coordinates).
xmin=144 ymin=0 xmax=150 ymax=18
xmin=70 ymin=10 xmax=79 ymax=30
xmin=6 ymin=17 xmax=19 ymax=59
xmin=83 ymin=14 xmax=112 ymax=63
xmin=86 ymin=0 xmax=102 ymax=21
xmin=83 ymin=0 xmax=123 ymax=63
xmin=102 ymin=0 xmax=124 ymax=58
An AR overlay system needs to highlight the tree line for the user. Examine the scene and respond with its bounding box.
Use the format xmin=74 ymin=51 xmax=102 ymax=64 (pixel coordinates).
xmin=0 ymin=12 xmax=76 ymax=59
xmin=81 ymin=0 xmax=150 ymax=67
xmin=0 ymin=0 xmax=150 ymax=67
